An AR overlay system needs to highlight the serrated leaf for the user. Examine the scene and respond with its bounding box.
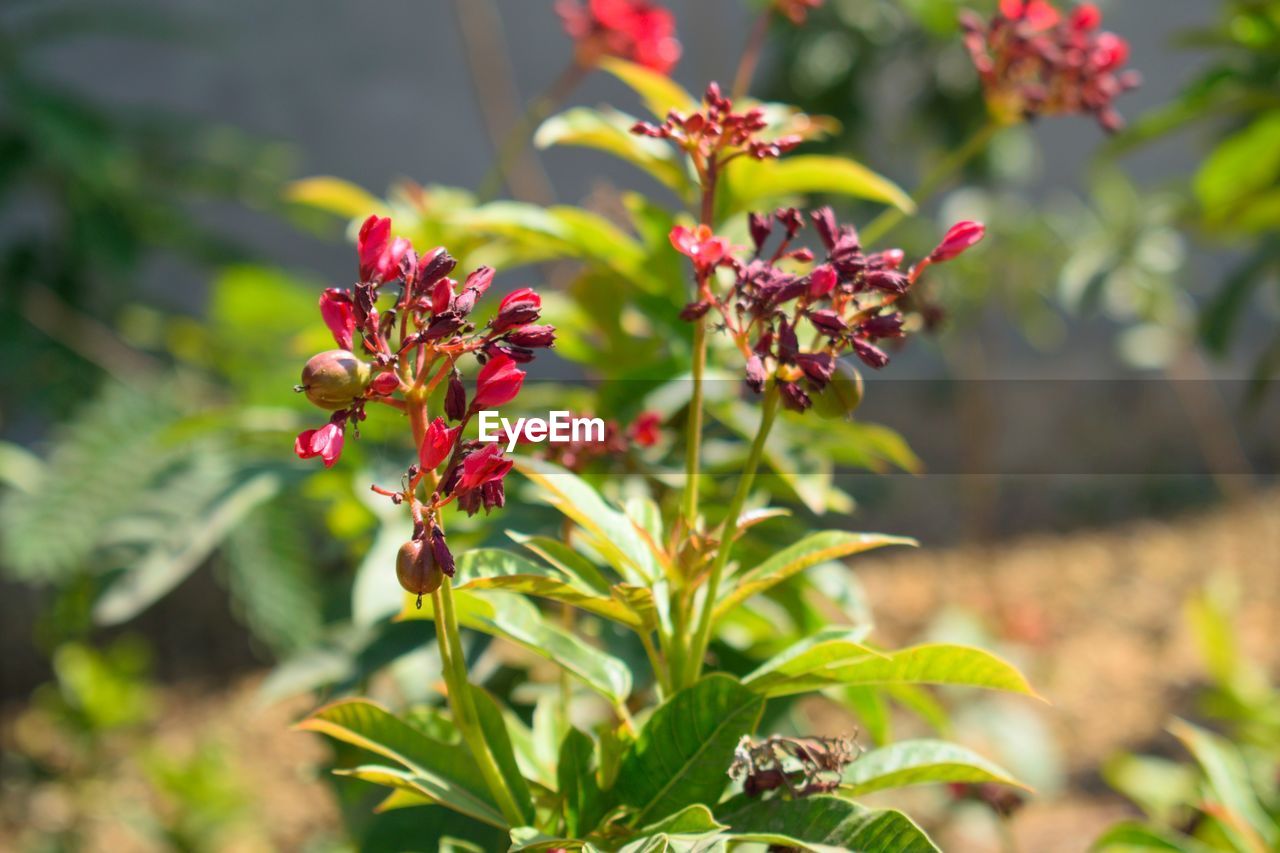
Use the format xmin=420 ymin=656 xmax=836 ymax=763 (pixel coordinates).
xmin=757 ymin=643 xmax=1039 ymax=699
xmin=298 ymin=700 xmax=504 ymax=827
xmin=721 ymin=155 xmax=914 ymax=218
xmin=719 ymin=796 xmax=939 ymax=852
xmin=535 ymin=107 xmax=690 ymax=195
xmin=599 ymin=57 xmax=696 ymax=118
xmin=716 ymin=531 xmax=915 ymax=620
xmin=843 ymin=740 xmax=1027 ymax=796
xmin=616 ymin=675 xmax=764 ymax=827
xmin=400 ymin=589 xmax=632 ymax=704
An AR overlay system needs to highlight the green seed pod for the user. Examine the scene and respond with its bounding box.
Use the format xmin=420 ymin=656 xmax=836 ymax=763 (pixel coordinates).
xmin=301 ymin=350 xmax=371 ymax=410
xmin=811 ymin=360 xmax=864 ymax=421
xmin=396 ymin=539 xmax=442 ymax=596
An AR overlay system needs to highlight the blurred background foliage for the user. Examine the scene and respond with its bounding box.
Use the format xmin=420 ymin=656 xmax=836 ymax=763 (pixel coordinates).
xmin=0 ymin=0 xmax=1276 ymax=850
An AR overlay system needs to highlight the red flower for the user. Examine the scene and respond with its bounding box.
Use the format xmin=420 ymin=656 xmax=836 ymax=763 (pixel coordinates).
xmin=356 ymin=215 xmax=411 ymax=283
xmin=492 ymin=288 xmax=543 ymax=333
xmin=999 ymin=0 xmax=1059 ymax=29
xmin=928 ymin=221 xmax=986 ymax=263
xmin=628 ymin=411 xmax=663 ymax=448
xmin=295 ymin=422 xmax=345 ymax=468
xmin=557 ymin=0 xmax=681 ymax=74
xmin=458 ymin=444 xmax=514 ymax=493
xmin=472 ymin=354 xmax=525 ymax=409
xmin=319 ymin=288 xmax=356 ymax=351
xmin=430 ymin=278 xmax=454 ymax=315
xmin=419 ymin=417 xmax=461 ymax=470
xmin=369 ymin=371 xmax=400 ymax=396
xmin=670 ymin=225 xmax=731 ymax=274
xmin=807 ymin=264 xmax=837 ymax=298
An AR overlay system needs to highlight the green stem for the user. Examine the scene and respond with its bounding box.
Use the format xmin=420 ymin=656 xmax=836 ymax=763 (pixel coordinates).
xmin=681 ymin=318 xmax=708 ymax=528
xmin=433 ymin=579 xmax=528 ymax=827
xmin=861 ymin=122 xmax=1001 ymax=246
xmin=683 ymin=383 xmax=781 ymax=687
xmin=731 ymin=10 xmax=772 ymax=100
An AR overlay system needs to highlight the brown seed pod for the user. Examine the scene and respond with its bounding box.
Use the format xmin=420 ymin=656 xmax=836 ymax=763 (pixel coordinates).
xmin=395 ymin=539 xmax=442 ymax=596
xmin=301 ymin=349 xmax=371 ymax=410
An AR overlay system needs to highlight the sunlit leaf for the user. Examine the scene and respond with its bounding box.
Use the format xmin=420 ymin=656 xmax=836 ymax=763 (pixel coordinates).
xmin=743 ymin=627 xmax=882 ymax=693
xmin=843 ymin=740 xmax=1027 ymax=796
xmin=716 ymin=531 xmax=916 ymax=619
xmin=559 ymin=728 xmax=609 ymax=838
xmin=286 ymin=176 xmax=387 ymax=220
xmin=599 ymin=57 xmax=696 ymax=118
xmin=616 ymin=675 xmax=765 ymax=827
xmin=719 ymin=795 xmax=939 ymax=852
xmin=535 ymin=107 xmax=690 ymax=195
xmin=721 ymin=155 xmax=915 ymax=218
xmin=1169 ymin=719 xmax=1279 ymax=849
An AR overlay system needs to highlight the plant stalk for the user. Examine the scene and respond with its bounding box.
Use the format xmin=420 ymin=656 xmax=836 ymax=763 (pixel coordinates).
xmin=731 ymin=10 xmax=772 ymax=100
xmin=683 ymin=382 xmax=781 ymax=686
xmin=861 ymin=122 xmax=1001 ymax=246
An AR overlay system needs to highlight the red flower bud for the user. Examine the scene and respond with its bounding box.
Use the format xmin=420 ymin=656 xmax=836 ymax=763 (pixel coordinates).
xmin=1070 ymin=3 xmax=1101 ymax=30
xmin=472 ymin=354 xmax=525 ymax=409
xmin=492 ymin=288 xmax=543 ymax=333
xmin=464 ymin=266 xmax=495 ymax=297
xmin=808 ymin=264 xmax=837 ymax=298
xmin=369 ymin=371 xmax=400 ymax=396
xmin=505 ymin=324 xmax=556 ymax=348
xmin=319 ymin=289 xmax=356 ymax=351
xmin=419 ymin=417 xmax=461 ymax=470
xmin=295 ymin=422 xmax=345 ymax=468
xmin=430 ymin=525 xmax=455 ymax=578
xmin=627 ymin=411 xmax=663 ymax=448
xmin=929 ymin=221 xmax=986 ymax=263
xmin=430 ymin=278 xmax=455 ymax=315
xmin=458 ymin=444 xmax=513 ymax=493
xmin=445 ymin=371 xmax=467 ymax=421
xmin=357 ymin=215 xmax=391 ymax=282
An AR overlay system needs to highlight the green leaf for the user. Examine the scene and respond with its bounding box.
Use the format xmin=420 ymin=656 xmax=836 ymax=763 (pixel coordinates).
xmin=515 ymin=458 xmax=664 ymax=584
xmin=599 ymin=57 xmax=696 ymax=118
xmin=721 ymin=155 xmax=914 ymax=219
xmin=399 ymin=590 xmax=632 ymax=704
xmin=509 ymin=827 xmax=595 ymax=851
xmin=508 ymin=532 xmax=612 ymax=594
xmin=716 ymin=531 xmax=916 ymax=620
xmin=638 ymin=804 xmax=727 ymax=836
xmin=297 ymin=699 xmax=504 ymax=827
xmin=468 ymin=685 xmax=536 ymax=824
xmin=535 ymin=107 xmax=690 ymax=195
xmin=559 ymin=728 xmax=608 ymax=838
xmin=1169 ymin=719 xmax=1279 ymax=848
xmin=616 ymin=674 xmax=765 ymax=827
xmin=452 ymin=548 xmax=650 ymax=630
xmin=1091 ymin=822 xmax=1201 ymax=852
xmin=743 ymin=627 xmax=882 ymax=694
xmin=286 ymin=176 xmax=387 ymax=220
xmin=1193 ymin=112 xmax=1280 ymax=231
xmin=719 ymin=795 xmax=939 ymax=852
xmin=756 ymin=643 xmax=1039 ymax=699
xmin=843 ymin=740 xmax=1027 ymax=796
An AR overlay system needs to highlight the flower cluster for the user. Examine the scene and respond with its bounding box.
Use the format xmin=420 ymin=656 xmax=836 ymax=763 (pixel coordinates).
xmin=557 ymin=0 xmax=681 ymax=74
xmin=961 ymin=1 xmax=1140 ymax=132
xmin=671 ymin=208 xmax=984 ymax=413
xmin=293 ymin=216 xmax=554 ymax=599
xmin=632 ymin=82 xmax=803 ymax=172
xmin=774 ymin=0 xmax=824 ymax=25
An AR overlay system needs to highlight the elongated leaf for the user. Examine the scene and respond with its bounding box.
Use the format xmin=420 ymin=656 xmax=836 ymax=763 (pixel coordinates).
xmin=600 ymin=57 xmax=696 ymax=118
xmin=297 ymin=700 xmax=503 ymax=827
xmin=843 ymin=740 xmax=1027 ymax=796
xmin=1090 ymin=822 xmax=1199 ymax=852
xmin=509 ymin=827 xmax=595 ymax=851
xmin=638 ymin=804 xmax=727 ymax=837
xmin=508 ymin=532 xmax=612 ymax=593
xmin=616 ymin=675 xmax=764 ymax=827
xmin=286 ymin=176 xmax=388 ymax=219
xmin=535 ymin=107 xmax=689 ymax=194
xmin=743 ymin=628 xmax=881 ymax=693
xmin=400 ymin=589 xmax=632 ymax=704
xmin=559 ymin=728 xmax=608 ymax=837
xmin=452 ymin=548 xmax=649 ymax=629
xmin=716 ymin=531 xmax=915 ymax=619
xmin=1169 ymin=719 xmax=1279 ymax=848
xmin=515 ymin=458 xmax=663 ymax=584
xmin=720 ymin=795 xmax=939 ymax=852
xmin=468 ymin=685 xmax=536 ymax=824
xmin=758 ymin=643 xmax=1039 ymax=699
xmin=373 ymin=786 xmax=436 ymax=813
xmin=722 ymin=155 xmax=915 ymax=218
